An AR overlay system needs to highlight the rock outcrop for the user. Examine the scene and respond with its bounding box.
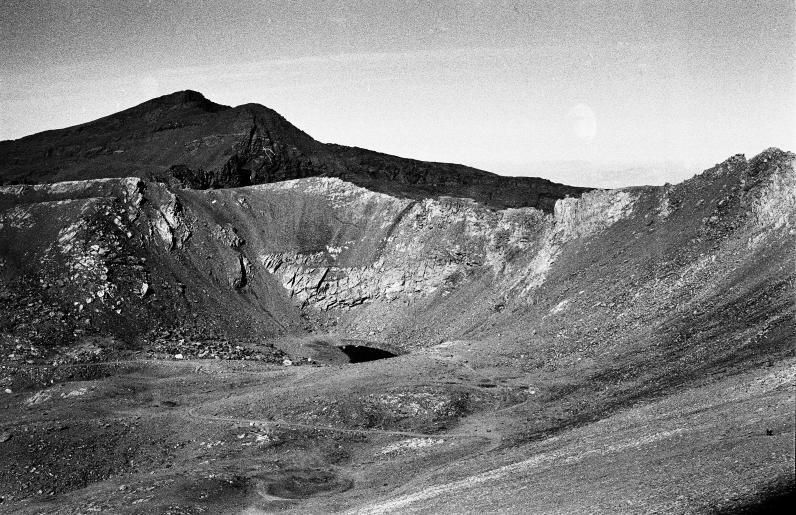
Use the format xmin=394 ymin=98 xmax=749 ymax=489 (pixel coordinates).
xmin=2 ymin=148 xmax=792 ymax=356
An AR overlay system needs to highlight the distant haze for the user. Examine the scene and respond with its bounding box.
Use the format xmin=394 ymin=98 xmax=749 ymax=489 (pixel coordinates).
xmin=1 ymin=0 xmax=794 ymax=186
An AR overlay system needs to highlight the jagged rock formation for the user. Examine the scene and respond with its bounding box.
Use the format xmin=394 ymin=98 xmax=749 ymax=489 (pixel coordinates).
xmin=1 ymin=147 xmax=793 ymax=359
xmin=0 ymin=90 xmax=587 ymax=211
xmin=0 ymin=177 xmax=303 ymax=357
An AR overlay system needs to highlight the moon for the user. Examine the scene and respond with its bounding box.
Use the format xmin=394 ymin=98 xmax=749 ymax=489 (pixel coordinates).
xmin=567 ymin=103 xmax=597 ymax=144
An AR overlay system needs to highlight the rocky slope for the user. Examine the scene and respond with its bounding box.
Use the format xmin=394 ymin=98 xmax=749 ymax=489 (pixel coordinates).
xmin=1 ymin=147 xmax=793 ymax=358
xmin=0 ymin=90 xmax=587 ymax=211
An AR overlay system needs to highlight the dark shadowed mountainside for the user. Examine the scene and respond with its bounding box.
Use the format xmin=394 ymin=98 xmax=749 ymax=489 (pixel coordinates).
xmin=0 ymin=90 xmax=587 ymax=211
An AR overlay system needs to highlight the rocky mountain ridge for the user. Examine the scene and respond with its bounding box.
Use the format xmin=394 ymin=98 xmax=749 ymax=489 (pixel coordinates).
xmin=0 ymin=90 xmax=587 ymax=211
xmin=1 ymin=147 xmax=792 ymax=357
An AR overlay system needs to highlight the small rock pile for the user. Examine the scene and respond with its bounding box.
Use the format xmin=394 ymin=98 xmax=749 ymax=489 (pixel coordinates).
xmin=146 ymin=332 xmax=283 ymax=362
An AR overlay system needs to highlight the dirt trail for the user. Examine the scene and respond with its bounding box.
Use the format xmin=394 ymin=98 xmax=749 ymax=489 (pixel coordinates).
xmin=184 ymin=407 xmax=497 ymax=443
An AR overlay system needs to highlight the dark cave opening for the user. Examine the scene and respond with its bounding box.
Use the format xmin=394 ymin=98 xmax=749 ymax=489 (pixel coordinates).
xmin=338 ymin=345 xmax=397 ymax=363
xmin=718 ymin=487 xmax=796 ymax=515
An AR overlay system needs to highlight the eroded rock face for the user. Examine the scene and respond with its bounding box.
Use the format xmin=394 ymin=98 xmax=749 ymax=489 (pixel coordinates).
xmin=239 ymin=179 xmax=642 ymax=319
xmin=0 ymin=174 xmax=572 ymax=349
xmin=260 ymin=251 xmax=459 ymax=310
xmin=0 ymin=178 xmax=303 ymax=352
xmin=0 ymin=148 xmax=793 ymax=354
xmin=255 ymin=191 xmax=540 ymax=312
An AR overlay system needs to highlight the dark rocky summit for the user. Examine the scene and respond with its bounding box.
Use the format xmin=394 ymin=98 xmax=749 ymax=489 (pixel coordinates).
xmin=0 ymin=90 xmax=587 ymax=211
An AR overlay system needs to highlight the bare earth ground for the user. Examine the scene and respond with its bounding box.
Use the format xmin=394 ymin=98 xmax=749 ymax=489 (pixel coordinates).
xmin=0 ymin=341 xmax=793 ymax=513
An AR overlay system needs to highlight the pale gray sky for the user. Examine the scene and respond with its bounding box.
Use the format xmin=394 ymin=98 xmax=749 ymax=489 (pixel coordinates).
xmin=1 ymin=1 xmax=794 ymax=184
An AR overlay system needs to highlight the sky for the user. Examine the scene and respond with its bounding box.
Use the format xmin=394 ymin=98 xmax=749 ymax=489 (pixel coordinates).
xmin=1 ymin=0 xmax=794 ymax=186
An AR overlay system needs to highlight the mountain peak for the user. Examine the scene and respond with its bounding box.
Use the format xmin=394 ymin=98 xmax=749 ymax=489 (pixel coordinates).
xmin=157 ymin=89 xmax=207 ymax=103
xmin=135 ymin=90 xmax=229 ymax=113
xmin=0 ymin=91 xmax=588 ymax=209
